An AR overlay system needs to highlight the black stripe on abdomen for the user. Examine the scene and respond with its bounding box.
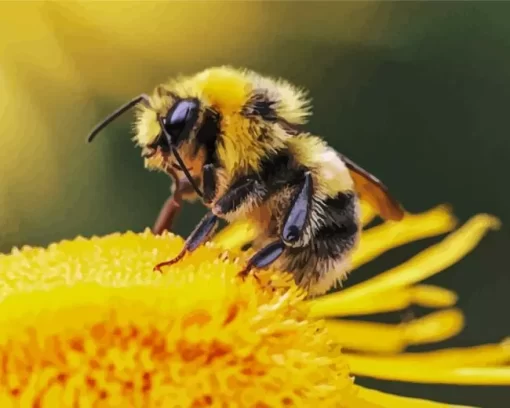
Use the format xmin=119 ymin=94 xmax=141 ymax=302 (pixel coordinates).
xmin=313 ymin=191 xmax=359 ymax=259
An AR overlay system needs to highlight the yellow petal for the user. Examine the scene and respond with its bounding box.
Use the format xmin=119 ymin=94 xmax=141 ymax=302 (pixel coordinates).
xmin=347 ymin=339 xmax=510 ymax=367
xmin=336 ymin=392 xmax=385 ymax=408
xmin=211 ymin=219 xmax=259 ymax=251
xmin=307 ymin=284 xmax=457 ymax=318
xmin=354 ymin=386 xmax=475 ymax=408
xmin=325 ymin=309 xmax=464 ymax=353
xmin=347 ymin=354 xmax=510 ymax=385
xmin=308 ymin=288 xmax=413 ymax=318
xmin=409 ymin=284 xmax=458 ymax=308
xmin=403 ymin=308 xmax=465 ymax=346
xmin=360 ymin=200 xmax=377 ymax=227
xmin=353 ymin=205 xmax=457 ymax=269
xmin=331 ymin=214 xmax=500 ymax=304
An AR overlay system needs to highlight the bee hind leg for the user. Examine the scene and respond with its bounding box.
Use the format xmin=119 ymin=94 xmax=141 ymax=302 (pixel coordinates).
xmin=282 ymin=172 xmax=313 ymax=244
xmin=153 ymin=212 xmax=218 ymax=272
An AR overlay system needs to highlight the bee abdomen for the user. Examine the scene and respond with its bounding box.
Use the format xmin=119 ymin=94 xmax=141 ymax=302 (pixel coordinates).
xmin=302 ymin=191 xmax=359 ymax=258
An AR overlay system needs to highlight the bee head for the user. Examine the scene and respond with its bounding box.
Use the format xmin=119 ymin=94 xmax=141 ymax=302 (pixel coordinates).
xmin=86 ymin=66 xmax=312 ymax=194
xmin=86 ymin=94 xmax=208 ymax=198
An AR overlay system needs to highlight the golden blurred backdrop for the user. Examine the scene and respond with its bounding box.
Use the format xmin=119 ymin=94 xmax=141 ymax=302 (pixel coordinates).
xmin=0 ymin=0 xmax=388 ymax=246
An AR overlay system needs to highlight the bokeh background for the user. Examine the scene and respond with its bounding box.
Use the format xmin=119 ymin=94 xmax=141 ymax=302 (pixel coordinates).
xmin=1 ymin=1 xmax=509 ymax=406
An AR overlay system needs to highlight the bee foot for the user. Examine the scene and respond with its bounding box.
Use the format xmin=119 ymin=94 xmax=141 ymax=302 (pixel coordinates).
xmin=237 ymin=267 xmax=261 ymax=285
xmin=153 ymin=250 xmax=187 ymax=273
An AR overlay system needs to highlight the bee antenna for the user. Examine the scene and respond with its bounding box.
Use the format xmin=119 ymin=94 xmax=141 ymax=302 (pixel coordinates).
xmin=86 ymin=94 xmax=151 ymax=143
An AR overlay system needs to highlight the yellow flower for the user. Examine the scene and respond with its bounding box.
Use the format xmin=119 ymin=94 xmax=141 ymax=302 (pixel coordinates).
xmin=0 ymin=203 xmax=508 ymax=407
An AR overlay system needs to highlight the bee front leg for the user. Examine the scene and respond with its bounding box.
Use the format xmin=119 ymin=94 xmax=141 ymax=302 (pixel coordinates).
xmin=213 ymin=177 xmax=262 ymax=215
xmin=152 ymin=167 xmax=201 ymax=235
xmin=154 ymin=171 xmax=259 ymax=272
xmin=153 ymin=163 xmax=220 ymax=271
xmin=202 ymin=163 xmax=217 ymax=205
xmin=153 ymin=212 xmax=218 ymax=272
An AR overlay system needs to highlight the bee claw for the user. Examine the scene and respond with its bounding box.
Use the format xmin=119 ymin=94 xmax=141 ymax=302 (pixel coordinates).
xmin=237 ymin=266 xmax=261 ymax=285
xmin=237 ymin=266 xmax=251 ymax=280
xmin=153 ymin=250 xmax=187 ymax=272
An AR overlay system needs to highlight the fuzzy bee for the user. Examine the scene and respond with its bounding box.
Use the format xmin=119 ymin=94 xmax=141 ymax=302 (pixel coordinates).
xmin=87 ymin=66 xmax=404 ymax=296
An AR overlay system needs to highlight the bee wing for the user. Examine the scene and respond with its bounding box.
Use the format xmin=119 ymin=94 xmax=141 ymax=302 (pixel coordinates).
xmin=339 ymin=153 xmax=405 ymax=221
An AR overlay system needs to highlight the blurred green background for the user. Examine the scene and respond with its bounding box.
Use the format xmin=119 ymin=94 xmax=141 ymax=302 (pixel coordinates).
xmin=1 ymin=1 xmax=509 ymax=406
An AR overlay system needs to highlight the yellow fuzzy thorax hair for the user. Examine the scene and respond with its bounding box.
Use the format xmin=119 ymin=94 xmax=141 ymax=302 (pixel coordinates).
xmin=134 ymin=66 xmax=312 ymax=175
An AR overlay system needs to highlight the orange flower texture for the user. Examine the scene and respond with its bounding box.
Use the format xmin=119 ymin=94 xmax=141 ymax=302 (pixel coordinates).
xmin=0 ymin=202 xmax=509 ymax=408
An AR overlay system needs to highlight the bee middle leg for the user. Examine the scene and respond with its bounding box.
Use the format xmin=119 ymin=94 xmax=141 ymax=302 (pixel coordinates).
xmin=238 ymin=172 xmax=313 ymax=279
xmin=153 ymin=212 xmax=218 ymax=272
xmin=152 ymin=172 xmax=200 ymax=235
xmin=154 ymin=169 xmax=261 ymax=272
xmin=153 ymin=163 xmax=220 ymax=271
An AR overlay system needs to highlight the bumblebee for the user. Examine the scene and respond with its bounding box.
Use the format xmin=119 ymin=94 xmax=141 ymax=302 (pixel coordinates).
xmin=87 ymin=66 xmax=404 ymax=296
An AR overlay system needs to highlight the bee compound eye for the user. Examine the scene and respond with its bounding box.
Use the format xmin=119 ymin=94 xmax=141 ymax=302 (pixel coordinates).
xmin=164 ymin=99 xmax=199 ymax=143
